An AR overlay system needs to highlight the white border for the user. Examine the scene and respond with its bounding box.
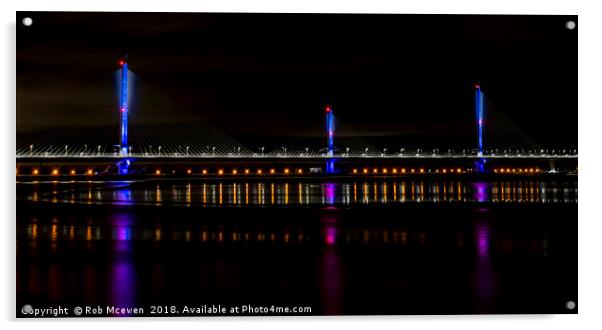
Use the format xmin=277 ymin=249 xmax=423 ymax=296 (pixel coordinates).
xmin=2 ymin=1 xmax=601 ymax=329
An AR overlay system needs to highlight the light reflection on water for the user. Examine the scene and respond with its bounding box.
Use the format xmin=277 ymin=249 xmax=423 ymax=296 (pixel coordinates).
xmin=24 ymin=180 xmax=578 ymax=206
xmin=320 ymin=217 xmax=343 ymax=314
xmin=19 ymin=214 xmax=553 ymax=257
xmin=18 ymin=209 xmax=562 ymax=313
xmin=109 ymin=214 xmax=137 ymax=307
xmin=473 ymin=219 xmax=496 ymax=313
xmin=17 ymin=179 xmax=577 ymax=314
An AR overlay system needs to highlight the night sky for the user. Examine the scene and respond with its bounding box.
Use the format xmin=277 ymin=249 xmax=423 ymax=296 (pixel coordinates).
xmin=17 ymin=12 xmax=577 ymax=149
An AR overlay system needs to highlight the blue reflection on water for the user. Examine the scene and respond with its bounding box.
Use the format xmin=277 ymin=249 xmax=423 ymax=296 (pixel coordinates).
xmin=110 ymin=213 xmax=136 ymax=311
xmin=114 ymin=189 xmax=133 ymax=205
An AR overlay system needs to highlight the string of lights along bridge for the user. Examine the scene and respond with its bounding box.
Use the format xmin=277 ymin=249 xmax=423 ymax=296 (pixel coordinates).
xmin=15 ymin=58 xmax=577 ymax=177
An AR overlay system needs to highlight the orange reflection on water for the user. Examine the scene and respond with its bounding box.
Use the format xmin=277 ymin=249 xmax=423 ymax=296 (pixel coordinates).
xmin=401 ymin=182 xmax=406 ymax=202
xmin=86 ymin=226 xmax=92 ymax=241
xmin=186 ymin=184 xmax=191 ymax=205
xmin=31 ymin=223 xmax=38 ymax=240
xmin=442 ymin=182 xmax=447 ymax=202
xmin=219 ymin=183 xmax=223 ymax=205
xmin=258 ymin=183 xmax=264 ymax=204
xmin=50 ymin=224 xmax=58 ymax=241
xmin=155 ymin=186 xmax=162 ymax=205
xmin=232 ymin=183 xmax=237 ymax=205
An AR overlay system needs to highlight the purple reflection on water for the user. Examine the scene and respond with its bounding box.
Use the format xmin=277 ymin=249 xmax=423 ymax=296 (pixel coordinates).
xmin=321 ymin=217 xmax=338 ymax=244
xmin=116 ymin=226 xmax=133 ymax=241
xmin=472 ymin=182 xmax=490 ymax=203
xmin=320 ymin=216 xmax=343 ymax=314
xmin=112 ymin=214 xmax=134 ymax=245
xmin=324 ymin=183 xmax=336 ymax=205
xmin=110 ymin=261 xmax=136 ymax=315
xmin=476 ymin=224 xmax=489 ymax=257
xmin=473 ymin=220 xmax=496 ymax=312
xmin=110 ymin=213 xmax=136 ymax=312
xmin=325 ymin=227 xmax=337 ymax=245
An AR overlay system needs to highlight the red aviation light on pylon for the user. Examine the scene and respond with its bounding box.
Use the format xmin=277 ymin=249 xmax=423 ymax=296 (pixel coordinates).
xmin=119 ymin=59 xmax=125 ymax=66
xmin=475 ymin=83 xmax=480 ymax=89
xmin=325 ymin=106 xmax=331 ymax=113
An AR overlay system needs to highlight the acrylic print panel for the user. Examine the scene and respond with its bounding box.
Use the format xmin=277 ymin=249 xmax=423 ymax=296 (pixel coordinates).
xmin=16 ymin=12 xmax=577 ymax=317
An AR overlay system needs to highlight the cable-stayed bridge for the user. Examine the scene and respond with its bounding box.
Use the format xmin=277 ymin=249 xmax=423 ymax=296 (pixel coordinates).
xmin=16 ymin=58 xmax=577 ymax=176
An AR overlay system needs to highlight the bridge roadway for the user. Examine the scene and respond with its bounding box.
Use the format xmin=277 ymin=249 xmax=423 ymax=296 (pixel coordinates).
xmin=15 ymin=154 xmax=578 ymax=160
xmin=16 ymin=154 xmax=578 ymax=177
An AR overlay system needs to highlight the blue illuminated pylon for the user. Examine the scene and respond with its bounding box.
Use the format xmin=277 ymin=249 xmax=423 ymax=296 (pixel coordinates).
xmin=120 ymin=58 xmax=129 ymax=156
xmin=326 ymin=106 xmax=334 ymax=156
xmin=325 ymin=105 xmax=335 ymax=174
xmin=475 ymin=84 xmax=486 ymax=173
xmin=117 ymin=56 xmax=131 ymax=175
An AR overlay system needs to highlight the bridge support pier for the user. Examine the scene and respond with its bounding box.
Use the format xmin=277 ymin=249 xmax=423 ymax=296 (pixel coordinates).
xmin=475 ymin=158 xmax=486 ymax=173
xmin=326 ymin=158 xmax=335 ymax=174
xmin=116 ymin=158 xmax=131 ymax=175
xmin=549 ymin=159 xmax=556 ymax=173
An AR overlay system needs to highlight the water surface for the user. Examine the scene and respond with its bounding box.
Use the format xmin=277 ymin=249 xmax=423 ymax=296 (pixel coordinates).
xmin=16 ymin=178 xmax=578 ymax=315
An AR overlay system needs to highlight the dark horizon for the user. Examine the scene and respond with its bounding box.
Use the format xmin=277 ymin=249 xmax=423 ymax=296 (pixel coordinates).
xmin=17 ymin=12 xmax=577 ymax=148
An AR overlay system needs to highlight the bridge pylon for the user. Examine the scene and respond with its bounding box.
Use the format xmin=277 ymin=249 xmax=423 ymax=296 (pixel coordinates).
xmin=475 ymin=84 xmax=486 ymax=173
xmin=325 ymin=105 xmax=335 ymax=174
xmin=117 ymin=56 xmax=131 ymax=175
